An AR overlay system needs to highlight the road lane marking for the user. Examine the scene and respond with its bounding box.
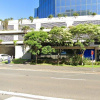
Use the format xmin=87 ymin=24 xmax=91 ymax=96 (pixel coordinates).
xmin=51 ymin=77 xmax=86 ymax=81
xmin=5 ymin=96 xmax=33 ymax=100
xmin=0 ymin=67 xmax=99 ymax=74
xmin=0 ymin=90 xmax=73 ymax=100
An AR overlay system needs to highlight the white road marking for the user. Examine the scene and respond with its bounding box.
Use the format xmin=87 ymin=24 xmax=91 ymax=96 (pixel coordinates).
xmin=5 ymin=96 xmax=33 ymax=100
xmin=51 ymin=77 xmax=86 ymax=81
xmin=0 ymin=90 xmax=73 ymax=100
xmin=8 ymin=65 xmax=13 ymax=66
xmin=0 ymin=67 xmax=98 ymax=75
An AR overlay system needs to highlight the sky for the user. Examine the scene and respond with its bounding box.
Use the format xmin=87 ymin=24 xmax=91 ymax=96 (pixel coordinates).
xmin=0 ymin=0 xmax=39 ymax=20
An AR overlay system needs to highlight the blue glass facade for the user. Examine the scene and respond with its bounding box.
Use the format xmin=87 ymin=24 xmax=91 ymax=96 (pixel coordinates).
xmin=35 ymin=0 xmax=55 ymax=18
xmin=34 ymin=8 xmax=38 ymax=18
xmin=34 ymin=0 xmax=100 ymax=18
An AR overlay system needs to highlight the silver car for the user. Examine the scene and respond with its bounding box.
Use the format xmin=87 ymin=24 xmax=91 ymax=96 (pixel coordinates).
xmin=0 ymin=54 xmax=11 ymax=62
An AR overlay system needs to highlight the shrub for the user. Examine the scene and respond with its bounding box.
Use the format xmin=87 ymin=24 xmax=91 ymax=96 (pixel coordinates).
xmin=48 ymin=15 xmax=53 ymax=18
xmin=61 ymin=26 xmax=66 ymax=28
xmin=94 ymin=61 xmax=100 ymax=65
xmin=0 ymin=40 xmax=3 ymax=43
xmin=40 ymin=27 xmax=45 ymax=30
xmin=12 ymin=59 xmax=28 ymax=64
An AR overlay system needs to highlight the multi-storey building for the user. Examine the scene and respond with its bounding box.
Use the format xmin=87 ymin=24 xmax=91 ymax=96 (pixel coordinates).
xmin=0 ymin=15 xmax=100 ymax=61
xmin=34 ymin=0 xmax=100 ymax=18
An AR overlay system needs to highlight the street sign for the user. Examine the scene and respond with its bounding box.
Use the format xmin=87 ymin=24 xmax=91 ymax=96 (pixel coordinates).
xmin=91 ymin=50 xmax=94 ymax=72
xmin=91 ymin=50 xmax=94 ymax=55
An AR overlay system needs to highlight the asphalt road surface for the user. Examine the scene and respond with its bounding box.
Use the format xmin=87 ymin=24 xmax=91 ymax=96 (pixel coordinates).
xmin=0 ymin=66 xmax=100 ymax=100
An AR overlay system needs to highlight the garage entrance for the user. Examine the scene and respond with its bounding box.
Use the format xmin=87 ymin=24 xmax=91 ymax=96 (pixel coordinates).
xmin=0 ymin=45 xmax=15 ymax=58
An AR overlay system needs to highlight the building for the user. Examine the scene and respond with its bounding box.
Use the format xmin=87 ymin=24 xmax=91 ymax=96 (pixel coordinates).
xmin=34 ymin=0 xmax=100 ymax=18
xmin=1 ymin=15 xmax=100 ymax=61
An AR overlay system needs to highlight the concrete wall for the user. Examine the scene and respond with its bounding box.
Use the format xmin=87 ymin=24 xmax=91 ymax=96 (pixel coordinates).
xmin=15 ymin=45 xmax=31 ymax=59
xmin=1 ymin=15 xmax=100 ymax=30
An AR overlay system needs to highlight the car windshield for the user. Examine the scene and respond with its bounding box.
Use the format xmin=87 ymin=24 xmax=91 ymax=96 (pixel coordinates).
xmin=1 ymin=55 xmax=8 ymax=56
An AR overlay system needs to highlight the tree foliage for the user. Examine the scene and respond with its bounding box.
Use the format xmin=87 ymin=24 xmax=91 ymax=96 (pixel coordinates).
xmin=24 ymin=31 xmax=49 ymax=64
xmin=48 ymin=14 xmax=53 ymax=18
xmin=73 ymin=12 xmax=79 ymax=17
xmin=57 ymin=14 xmax=63 ymax=18
xmin=49 ymin=27 xmax=72 ymax=45
xmin=29 ymin=16 xmax=34 ymax=23
xmin=22 ymin=26 xmax=30 ymax=33
xmin=69 ymin=24 xmax=100 ymax=65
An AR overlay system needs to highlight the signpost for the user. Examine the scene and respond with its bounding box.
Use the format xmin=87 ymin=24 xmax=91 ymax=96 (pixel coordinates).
xmin=91 ymin=50 xmax=94 ymax=72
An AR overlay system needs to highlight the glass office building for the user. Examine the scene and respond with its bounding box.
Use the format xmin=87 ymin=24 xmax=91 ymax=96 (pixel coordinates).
xmin=34 ymin=0 xmax=100 ymax=18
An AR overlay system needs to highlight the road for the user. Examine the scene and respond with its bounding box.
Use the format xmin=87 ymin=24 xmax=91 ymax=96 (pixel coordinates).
xmin=0 ymin=65 xmax=100 ymax=100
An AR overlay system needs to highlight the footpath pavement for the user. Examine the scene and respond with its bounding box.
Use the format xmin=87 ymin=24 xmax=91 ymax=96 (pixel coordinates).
xmin=0 ymin=63 xmax=100 ymax=74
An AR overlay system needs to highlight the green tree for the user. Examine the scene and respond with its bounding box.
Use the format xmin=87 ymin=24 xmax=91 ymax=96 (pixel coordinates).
xmin=42 ymin=46 xmax=55 ymax=55
xmin=49 ymin=27 xmax=72 ymax=65
xmin=2 ymin=19 xmax=9 ymax=30
xmin=8 ymin=17 xmax=13 ymax=20
xmin=18 ymin=18 xmax=23 ymax=24
xmin=73 ymin=12 xmax=79 ymax=18
xmin=29 ymin=16 xmax=34 ymax=23
xmin=63 ymin=14 xmax=67 ymax=17
xmin=69 ymin=24 xmax=100 ymax=65
xmin=24 ymin=31 xmax=49 ymax=64
xmin=57 ymin=14 xmax=63 ymax=18
xmin=0 ymin=19 xmax=2 ymax=21
xmin=48 ymin=14 xmax=53 ymax=18
xmin=22 ymin=26 xmax=30 ymax=34
xmin=40 ymin=27 xmax=45 ymax=30
xmin=92 ymin=12 xmax=97 ymax=16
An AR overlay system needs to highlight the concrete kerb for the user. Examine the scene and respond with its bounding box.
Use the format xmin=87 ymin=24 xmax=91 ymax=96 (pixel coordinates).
xmin=0 ymin=63 xmax=100 ymax=74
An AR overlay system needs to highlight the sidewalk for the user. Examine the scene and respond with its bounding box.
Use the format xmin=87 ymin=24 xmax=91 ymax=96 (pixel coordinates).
xmin=0 ymin=63 xmax=100 ymax=74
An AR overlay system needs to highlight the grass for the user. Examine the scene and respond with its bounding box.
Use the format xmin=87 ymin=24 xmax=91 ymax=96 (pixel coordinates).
xmin=37 ymin=63 xmax=100 ymax=68
xmin=2 ymin=59 xmax=100 ymax=68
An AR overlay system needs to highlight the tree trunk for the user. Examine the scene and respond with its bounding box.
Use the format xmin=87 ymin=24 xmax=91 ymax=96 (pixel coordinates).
xmin=36 ymin=53 xmax=37 ymax=65
xmin=81 ymin=50 xmax=85 ymax=66
xmin=57 ymin=49 xmax=60 ymax=66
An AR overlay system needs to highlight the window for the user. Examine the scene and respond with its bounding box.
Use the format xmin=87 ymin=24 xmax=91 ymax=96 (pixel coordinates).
xmin=61 ymin=0 xmax=66 ymax=6
xmin=56 ymin=0 xmax=61 ymax=7
xmin=66 ymin=0 xmax=71 ymax=6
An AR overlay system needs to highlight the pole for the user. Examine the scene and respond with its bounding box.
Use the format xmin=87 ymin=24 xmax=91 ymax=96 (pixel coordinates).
xmin=91 ymin=50 xmax=94 ymax=72
xmin=92 ymin=54 xmax=94 ymax=72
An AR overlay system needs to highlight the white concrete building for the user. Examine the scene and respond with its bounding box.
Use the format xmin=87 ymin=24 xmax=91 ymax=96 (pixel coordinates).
xmin=0 ymin=15 xmax=100 ymax=60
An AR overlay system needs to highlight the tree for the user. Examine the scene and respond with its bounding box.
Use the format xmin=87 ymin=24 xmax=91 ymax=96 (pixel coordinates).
xmin=40 ymin=27 xmax=45 ymax=30
xmin=18 ymin=18 xmax=23 ymax=24
xmin=49 ymin=27 xmax=72 ymax=65
xmin=63 ymin=14 xmax=67 ymax=17
xmin=69 ymin=24 xmax=100 ymax=65
xmin=57 ymin=14 xmax=63 ymax=18
xmin=92 ymin=12 xmax=97 ymax=16
xmin=29 ymin=16 xmax=34 ymax=23
xmin=73 ymin=12 xmax=79 ymax=18
xmin=24 ymin=31 xmax=48 ymax=64
xmin=48 ymin=14 xmax=53 ymax=19
xmin=2 ymin=19 xmax=9 ymax=30
xmin=8 ymin=17 xmax=13 ymax=20
xmin=22 ymin=26 xmax=30 ymax=34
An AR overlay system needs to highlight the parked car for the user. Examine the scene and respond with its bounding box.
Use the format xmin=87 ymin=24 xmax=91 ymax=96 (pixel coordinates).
xmin=0 ymin=54 xmax=11 ymax=62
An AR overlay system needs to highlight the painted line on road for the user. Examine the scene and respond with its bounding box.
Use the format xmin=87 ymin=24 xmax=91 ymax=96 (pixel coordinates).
xmin=5 ymin=96 xmax=33 ymax=100
xmin=51 ymin=77 xmax=86 ymax=81
xmin=0 ymin=67 xmax=99 ymax=74
xmin=0 ymin=90 xmax=73 ymax=100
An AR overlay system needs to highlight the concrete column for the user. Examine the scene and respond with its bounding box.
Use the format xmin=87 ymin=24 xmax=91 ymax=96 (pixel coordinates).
xmin=14 ymin=35 xmax=18 ymax=40
xmin=36 ymin=23 xmax=41 ymax=30
xmin=15 ymin=45 xmax=24 ymax=59
xmin=15 ymin=45 xmax=31 ymax=59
